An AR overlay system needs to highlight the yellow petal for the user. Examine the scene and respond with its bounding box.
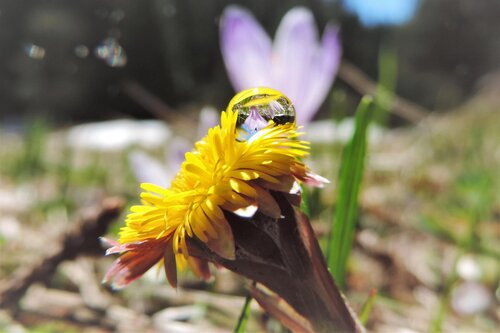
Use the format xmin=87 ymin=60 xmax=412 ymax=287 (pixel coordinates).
xmin=229 ymin=178 xmax=257 ymax=198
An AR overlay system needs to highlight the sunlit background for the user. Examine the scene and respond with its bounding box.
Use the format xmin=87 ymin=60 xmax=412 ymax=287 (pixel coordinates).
xmin=2 ymin=0 xmax=500 ymax=123
xmin=0 ymin=0 xmax=499 ymax=332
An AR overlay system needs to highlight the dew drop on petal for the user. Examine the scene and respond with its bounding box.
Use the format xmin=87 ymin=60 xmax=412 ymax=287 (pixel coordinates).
xmin=95 ymin=37 xmax=127 ymax=67
xmin=24 ymin=43 xmax=46 ymax=59
xmin=229 ymin=87 xmax=296 ymax=140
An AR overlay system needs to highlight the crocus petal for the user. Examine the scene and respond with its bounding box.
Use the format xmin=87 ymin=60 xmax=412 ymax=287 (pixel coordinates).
xmin=272 ymin=7 xmax=318 ymax=115
xmin=197 ymin=106 xmax=220 ymax=138
xmin=220 ymin=5 xmax=273 ymax=90
xmin=299 ymin=24 xmax=342 ymax=124
xmin=129 ymin=151 xmax=172 ymax=188
xmin=242 ymin=107 xmax=269 ymax=137
xmin=166 ymin=136 xmax=191 ymax=171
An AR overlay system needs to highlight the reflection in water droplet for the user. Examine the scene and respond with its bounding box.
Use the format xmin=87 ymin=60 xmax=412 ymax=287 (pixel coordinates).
xmin=74 ymin=45 xmax=89 ymax=58
xmin=94 ymin=38 xmax=127 ymax=67
xmin=229 ymin=88 xmax=296 ymax=141
xmin=24 ymin=43 xmax=46 ymax=59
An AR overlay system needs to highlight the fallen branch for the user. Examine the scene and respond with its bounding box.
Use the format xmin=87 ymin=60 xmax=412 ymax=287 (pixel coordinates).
xmin=0 ymin=198 xmax=124 ymax=311
xmin=338 ymin=60 xmax=429 ymax=123
xmin=121 ymin=80 xmax=178 ymax=123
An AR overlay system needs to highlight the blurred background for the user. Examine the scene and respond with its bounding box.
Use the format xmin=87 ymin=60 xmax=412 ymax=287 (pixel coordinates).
xmin=0 ymin=0 xmax=499 ymax=332
xmin=2 ymin=0 xmax=500 ymax=123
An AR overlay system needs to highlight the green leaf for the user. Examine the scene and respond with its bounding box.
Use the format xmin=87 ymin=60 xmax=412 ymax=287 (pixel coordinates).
xmin=299 ymin=184 xmax=310 ymax=217
xmin=327 ymin=96 xmax=375 ymax=288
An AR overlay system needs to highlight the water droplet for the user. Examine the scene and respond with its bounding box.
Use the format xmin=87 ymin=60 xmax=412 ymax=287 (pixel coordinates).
xmin=94 ymin=38 xmax=127 ymax=67
xmin=110 ymin=8 xmax=125 ymax=23
xmin=229 ymin=87 xmax=295 ymax=141
xmin=74 ymin=45 xmax=89 ymax=58
xmin=23 ymin=43 xmax=46 ymax=59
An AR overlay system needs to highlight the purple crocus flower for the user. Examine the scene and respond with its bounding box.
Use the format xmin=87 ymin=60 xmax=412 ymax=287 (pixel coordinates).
xmin=128 ymin=106 xmax=219 ymax=187
xmin=220 ymin=6 xmax=342 ymax=125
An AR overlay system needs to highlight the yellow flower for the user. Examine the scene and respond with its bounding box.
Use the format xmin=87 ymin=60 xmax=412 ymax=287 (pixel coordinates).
xmin=104 ymin=87 xmax=327 ymax=288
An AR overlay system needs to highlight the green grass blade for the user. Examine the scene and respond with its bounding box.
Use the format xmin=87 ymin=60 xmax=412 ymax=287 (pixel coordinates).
xmin=373 ymin=46 xmax=398 ymax=125
xmin=234 ymin=294 xmax=252 ymax=333
xmin=300 ymin=184 xmax=311 ymax=217
xmin=359 ymin=288 xmax=378 ymax=325
xmin=327 ymin=96 xmax=374 ymax=288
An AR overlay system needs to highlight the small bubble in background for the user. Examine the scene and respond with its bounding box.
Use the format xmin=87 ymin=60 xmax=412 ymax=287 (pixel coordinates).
xmin=94 ymin=37 xmax=127 ymax=67
xmin=74 ymin=45 xmax=90 ymax=58
xmin=24 ymin=43 xmax=46 ymax=60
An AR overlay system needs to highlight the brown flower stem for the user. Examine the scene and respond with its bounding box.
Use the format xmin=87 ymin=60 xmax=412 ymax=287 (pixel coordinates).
xmin=186 ymin=192 xmax=364 ymax=332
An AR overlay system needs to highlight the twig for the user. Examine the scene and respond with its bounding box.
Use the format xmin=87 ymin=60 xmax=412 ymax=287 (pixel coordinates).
xmin=120 ymin=80 xmax=179 ymax=123
xmin=338 ymin=60 xmax=429 ymax=123
xmin=0 ymin=198 xmax=125 ymax=311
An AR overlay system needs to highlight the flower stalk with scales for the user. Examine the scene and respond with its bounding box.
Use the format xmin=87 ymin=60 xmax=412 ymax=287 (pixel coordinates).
xmin=104 ymin=88 xmax=364 ymax=332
